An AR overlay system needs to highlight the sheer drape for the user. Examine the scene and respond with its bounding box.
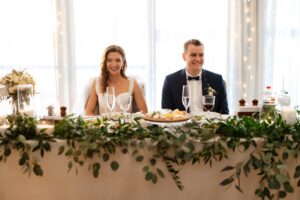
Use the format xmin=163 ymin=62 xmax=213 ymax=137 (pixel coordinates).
xmin=271 ymin=0 xmax=300 ymax=106
xmin=0 ymin=0 xmax=57 ymax=116
xmin=226 ymin=0 xmax=300 ymax=112
xmin=1 ymin=0 xmax=300 ymax=115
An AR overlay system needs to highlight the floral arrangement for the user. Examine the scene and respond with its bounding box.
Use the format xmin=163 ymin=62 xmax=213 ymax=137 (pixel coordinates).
xmin=0 ymin=70 xmax=36 ymax=113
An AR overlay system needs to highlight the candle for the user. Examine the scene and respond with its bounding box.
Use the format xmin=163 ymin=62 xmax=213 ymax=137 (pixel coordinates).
xmin=0 ymin=115 xmax=7 ymax=126
xmin=36 ymin=124 xmax=55 ymax=135
xmin=281 ymin=107 xmax=297 ymax=125
xmin=0 ymin=124 xmax=9 ymax=136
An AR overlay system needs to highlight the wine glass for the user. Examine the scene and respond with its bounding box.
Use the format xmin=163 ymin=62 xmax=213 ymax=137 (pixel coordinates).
xmin=182 ymin=85 xmax=191 ymax=113
xmin=118 ymin=93 xmax=132 ymax=118
xmin=106 ymin=87 xmax=116 ymax=118
xmin=202 ymin=95 xmax=215 ymax=117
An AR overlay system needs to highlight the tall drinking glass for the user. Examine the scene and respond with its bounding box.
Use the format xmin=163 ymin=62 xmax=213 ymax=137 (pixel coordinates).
xmin=202 ymin=95 xmax=215 ymax=117
xmin=182 ymin=85 xmax=191 ymax=113
xmin=106 ymin=87 xmax=115 ymax=118
xmin=118 ymin=93 xmax=132 ymax=117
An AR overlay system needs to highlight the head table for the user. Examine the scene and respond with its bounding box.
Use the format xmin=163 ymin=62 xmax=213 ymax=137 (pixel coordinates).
xmin=0 ymin=112 xmax=299 ymax=200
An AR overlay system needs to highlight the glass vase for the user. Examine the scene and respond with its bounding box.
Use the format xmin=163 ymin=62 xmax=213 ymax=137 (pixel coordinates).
xmin=260 ymin=103 xmax=277 ymax=122
xmin=16 ymin=84 xmax=35 ymax=117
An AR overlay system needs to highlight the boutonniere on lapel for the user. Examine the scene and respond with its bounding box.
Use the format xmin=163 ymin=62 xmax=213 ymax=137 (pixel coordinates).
xmin=207 ymin=86 xmax=216 ymax=96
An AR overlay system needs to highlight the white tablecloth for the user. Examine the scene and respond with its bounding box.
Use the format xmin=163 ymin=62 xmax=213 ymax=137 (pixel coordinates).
xmin=0 ymin=141 xmax=299 ymax=200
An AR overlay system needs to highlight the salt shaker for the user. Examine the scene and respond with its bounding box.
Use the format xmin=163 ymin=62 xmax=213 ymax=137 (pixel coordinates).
xmin=47 ymin=105 xmax=55 ymax=116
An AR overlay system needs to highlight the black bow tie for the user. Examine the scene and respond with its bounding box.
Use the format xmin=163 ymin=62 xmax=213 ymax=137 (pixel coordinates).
xmin=187 ymin=76 xmax=200 ymax=81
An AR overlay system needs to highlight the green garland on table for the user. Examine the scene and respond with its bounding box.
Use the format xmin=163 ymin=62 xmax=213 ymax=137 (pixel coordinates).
xmin=0 ymin=114 xmax=300 ymax=200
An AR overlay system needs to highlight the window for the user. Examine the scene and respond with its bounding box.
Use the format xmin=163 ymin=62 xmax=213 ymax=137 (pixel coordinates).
xmin=272 ymin=0 xmax=300 ymax=106
xmin=0 ymin=0 xmax=57 ymax=116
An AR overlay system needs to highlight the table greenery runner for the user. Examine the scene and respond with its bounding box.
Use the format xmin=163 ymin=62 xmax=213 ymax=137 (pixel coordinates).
xmin=1 ymin=114 xmax=300 ymax=200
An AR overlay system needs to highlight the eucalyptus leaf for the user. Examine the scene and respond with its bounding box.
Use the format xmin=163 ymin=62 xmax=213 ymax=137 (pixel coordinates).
xmin=235 ymin=185 xmax=243 ymax=193
xmin=65 ymin=148 xmax=73 ymax=156
xmin=33 ymin=163 xmax=43 ymax=176
xmin=4 ymin=148 xmax=11 ymax=157
xmin=294 ymin=165 xmax=300 ymax=178
xmin=136 ymin=155 xmax=144 ymax=162
xmin=219 ymin=177 xmax=234 ymax=186
xmin=17 ymin=135 xmax=26 ymax=143
xmin=19 ymin=152 xmax=29 ymax=166
xmin=103 ymin=153 xmax=110 ymax=162
xmin=92 ymin=162 xmax=100 ymax=177
xmin=178 ymin=133 xmax=187 ymax=142
xmin=268 ymin=177 xmax=280 ymax=190
xmin=145 ymin=172 xmax=152 ymax=181
xmin=220 ymin=165 xmax=235 ymax=172
xmin=157 ymin=168 xmax=165 ymax=178
xmin=111 ymin=161 xmax=119 ymax=171
xmin=150 ymin=158 xmax=156 ymax=166
xmin=58 ymin=146 xmax=65 ymax=155
xmin=68 ymin=161 xmax=73 ymax=171
xmin=283 ymin=181 xmax=294 ymax=193
xmin=152 ymin=174 xmax=157 ymax=184
xmin=143 ymin=166 xmax=149 ymax=172
xmin=278 ymin=191 xmax=287 ymax=198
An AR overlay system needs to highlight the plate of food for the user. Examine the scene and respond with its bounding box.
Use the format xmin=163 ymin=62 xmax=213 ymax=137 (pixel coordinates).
xmin=143 ymin=109 xmax=191 ymax=123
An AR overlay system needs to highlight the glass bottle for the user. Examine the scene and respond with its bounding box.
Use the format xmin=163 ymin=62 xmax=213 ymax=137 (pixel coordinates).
xmin=260 ymin=86 xmax=277 ymax=121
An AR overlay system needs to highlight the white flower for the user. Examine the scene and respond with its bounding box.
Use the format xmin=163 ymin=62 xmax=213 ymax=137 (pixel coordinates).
xmin=207 ymin=87 xmax=216 ymax=96
xmin=0 ymin=69 xmax=36 ymax=102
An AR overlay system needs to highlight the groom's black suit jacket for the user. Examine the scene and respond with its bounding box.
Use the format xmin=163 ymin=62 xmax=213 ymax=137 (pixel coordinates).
xmin=161 ymin=69 xmax=229 ymax=114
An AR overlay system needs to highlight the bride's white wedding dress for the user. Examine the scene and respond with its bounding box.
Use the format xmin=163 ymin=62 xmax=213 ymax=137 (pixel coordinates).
xmin=95 ymin=77 xmax=134 ymax=114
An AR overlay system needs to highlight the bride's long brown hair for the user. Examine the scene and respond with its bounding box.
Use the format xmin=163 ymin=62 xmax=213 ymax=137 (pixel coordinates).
xmin=100 ymin=45 xmax=128 ymax=93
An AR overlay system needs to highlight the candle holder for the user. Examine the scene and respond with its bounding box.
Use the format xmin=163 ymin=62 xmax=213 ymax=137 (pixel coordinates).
xmin=281 ymin=106 xmax=297 ymax=125
xmin=260 ymin=102 xmax=277 ymax=122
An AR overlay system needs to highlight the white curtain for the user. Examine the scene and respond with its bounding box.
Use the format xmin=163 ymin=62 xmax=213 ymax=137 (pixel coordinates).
xmin=226 ymin=0 xmax=300 ymax=111
xmin=1 ymin=0 xmax=300 ymax=115
xmin=271 ymin=0 xmax=300 ymax=107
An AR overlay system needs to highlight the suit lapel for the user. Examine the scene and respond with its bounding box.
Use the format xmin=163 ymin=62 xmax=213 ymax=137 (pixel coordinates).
xmin=201 ymin=69 xmax=208 ymax=95
xmin=179 ymin=69 xmax=187 ymax=86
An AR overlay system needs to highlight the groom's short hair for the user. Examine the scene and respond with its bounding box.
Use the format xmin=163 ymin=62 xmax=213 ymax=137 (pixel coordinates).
xmin=184 ymin=39 xmax=204 ymax=52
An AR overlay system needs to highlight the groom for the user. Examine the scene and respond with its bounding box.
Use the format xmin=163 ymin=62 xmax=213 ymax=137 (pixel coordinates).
xmin=161 ymin=39 xmax=229 ymax=114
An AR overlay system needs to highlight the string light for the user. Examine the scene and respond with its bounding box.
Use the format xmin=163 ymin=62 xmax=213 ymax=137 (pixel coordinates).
xmin=241 ymin=0 xmax=255 ymax=102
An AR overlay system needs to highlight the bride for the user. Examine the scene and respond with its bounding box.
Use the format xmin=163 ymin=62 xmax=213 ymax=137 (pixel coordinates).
xmin=85 ymin=45 xmax=148 ymax=115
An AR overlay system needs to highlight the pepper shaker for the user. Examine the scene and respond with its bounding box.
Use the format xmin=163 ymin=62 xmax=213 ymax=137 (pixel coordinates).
xmin=60 ymin=106 xmax=67 ymax=117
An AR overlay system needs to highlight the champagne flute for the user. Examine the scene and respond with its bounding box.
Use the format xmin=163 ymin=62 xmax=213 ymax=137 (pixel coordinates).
xmin=202 ymin=95 xmax=215 ymax=118
xmin=182 ymin=85 xmax=191 ymax=113
xmin=118 ymin=93 xmax=132 ymax=118
xmin=106 ymin=87 xmax=115 ymax=118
